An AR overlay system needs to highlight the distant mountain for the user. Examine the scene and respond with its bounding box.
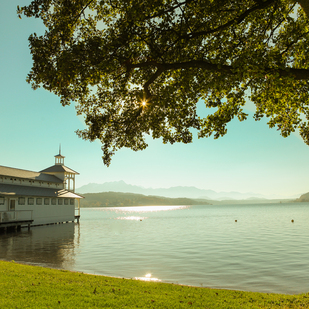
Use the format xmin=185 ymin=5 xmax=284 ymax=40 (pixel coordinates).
xmin=294 ymin=192 xmax=309 ymax=202
xmin=80 ymin=192 xmax=211 ymax=207
xmin=77 ymin=181 xmax=271 ymax=200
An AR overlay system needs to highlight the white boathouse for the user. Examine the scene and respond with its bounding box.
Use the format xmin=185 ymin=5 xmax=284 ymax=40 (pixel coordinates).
xmin=0 ymin=152 xmax=83 ymax=230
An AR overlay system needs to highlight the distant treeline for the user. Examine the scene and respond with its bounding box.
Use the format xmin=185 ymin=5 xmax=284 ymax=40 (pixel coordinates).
xmin=79 ymin=191 xmax=210 ymax=207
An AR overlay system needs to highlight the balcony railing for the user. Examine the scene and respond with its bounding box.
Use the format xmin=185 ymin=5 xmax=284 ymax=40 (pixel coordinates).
xmin=0 ymin=210 xmax=33 ymax=223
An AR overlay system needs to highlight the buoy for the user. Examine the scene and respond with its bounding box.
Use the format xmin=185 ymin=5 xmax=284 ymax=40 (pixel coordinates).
xmin=291 ymin=219 xmax=294 ymax=223
xmin=235 ymin=220 xmax=237 ymax=222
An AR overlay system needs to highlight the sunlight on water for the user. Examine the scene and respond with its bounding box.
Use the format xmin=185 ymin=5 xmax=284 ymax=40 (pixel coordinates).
xmin=116 ymin=216 xmax=147 ymax=221
xmin=134 ymin=273 xmax=161 ymax=282
xmin=106 ymin=205 xmax=189 ymax=213
xmin=2 ymin=203 xmax=309 ymax=294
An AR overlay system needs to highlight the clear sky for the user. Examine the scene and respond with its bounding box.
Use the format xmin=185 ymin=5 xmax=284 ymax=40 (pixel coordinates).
xmin=1 ymin=1 xmax=309 ymax=198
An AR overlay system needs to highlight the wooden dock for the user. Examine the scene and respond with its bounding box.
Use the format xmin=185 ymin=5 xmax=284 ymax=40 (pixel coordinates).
xmin=0 ymin=220 xmax=34 ymax=232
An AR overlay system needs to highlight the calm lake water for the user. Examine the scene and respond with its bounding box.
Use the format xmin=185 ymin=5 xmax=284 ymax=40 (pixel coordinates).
xmin=1 ymin=203 xmax=309 ymax=294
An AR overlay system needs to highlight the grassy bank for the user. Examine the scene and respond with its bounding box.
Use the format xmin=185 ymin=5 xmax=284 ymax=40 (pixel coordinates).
xmin=0 ymin=261 xmax=308 ymax=308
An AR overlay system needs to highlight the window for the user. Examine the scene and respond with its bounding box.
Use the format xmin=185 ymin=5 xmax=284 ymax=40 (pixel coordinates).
xmin=28 ymin=197 xmax=34 ymax=205
xmin=64 ymin=199 xmax=69 ymax=205
xmin=36 ymin=198 xmax=42 ymax=205
xmin=44 ymin=198 xmax=49 ymax=205
xmin=58 ymin=198 xmax=63 ymax=205
xmin=0 ymin=197 xmax=4 ymax=205
xmin=70 ymin=199 xmax=75 ymax=205
xmin=18 ymin=197 xmax=25 ymax=205
xmin=51 ymin=198 xmax=56 ymax=205
xmin=10 ymin=200 xmax=15 ymax=210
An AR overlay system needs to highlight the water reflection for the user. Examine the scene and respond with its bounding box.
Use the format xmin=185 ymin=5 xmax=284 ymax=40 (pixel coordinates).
xmin=108 ymin=205 xmax=189 ymax=213
xmin=134 ymin=273 xmax=161 ymax=282
xmin=111 ymin=205 xmax=188 ymax=221
xmin=2 ymin=204 xmax=309 ymax=294
xmin=116 ymin=216 xmax=147 ymax=221
xmin=0 ymin=223 xmax=77 ymax=269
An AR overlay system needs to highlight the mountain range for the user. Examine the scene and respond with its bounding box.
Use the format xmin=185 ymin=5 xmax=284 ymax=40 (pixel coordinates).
xmin=76 ymin=181 xmax=301 ymax=200
xmin=80 ymin=192 xmax=210 ymax=207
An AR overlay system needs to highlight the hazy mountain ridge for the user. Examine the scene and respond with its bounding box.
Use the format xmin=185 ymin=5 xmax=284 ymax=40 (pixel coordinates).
xmin=294 ymin=192 xmax=309 ymax=202
xmin=79 ymin=192 xmax=293 ymax=208
xmin=80 ymin=192 xmax=211 ymax=207
xmin=77 ymin=180 xmax=298 ymax=200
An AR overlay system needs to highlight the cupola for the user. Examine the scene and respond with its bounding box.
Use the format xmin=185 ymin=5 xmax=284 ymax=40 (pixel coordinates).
xmin=55 ymin=145 xmax=65 ymax=165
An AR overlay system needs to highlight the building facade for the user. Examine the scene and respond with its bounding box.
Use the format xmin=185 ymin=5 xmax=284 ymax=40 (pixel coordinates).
xmin=0 ymin=152 xmax=83 ymax=228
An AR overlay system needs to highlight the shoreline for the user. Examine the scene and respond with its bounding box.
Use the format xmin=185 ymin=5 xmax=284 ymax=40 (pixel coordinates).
xmin=1 ymin=257 xmax=302 ymax=296
xmin=1 ymin=260 xmax=309 ymax=308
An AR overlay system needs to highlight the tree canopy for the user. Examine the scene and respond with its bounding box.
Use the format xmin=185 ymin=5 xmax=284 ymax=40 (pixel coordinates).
xmin=19 ymin=0 xmax=309 ymax=165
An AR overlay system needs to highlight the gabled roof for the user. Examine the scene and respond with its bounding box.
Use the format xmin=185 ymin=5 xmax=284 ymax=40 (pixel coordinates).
xmin=40 ymin=165 xmax=79 ymax=174
xmin=0 ymin=183 xmax=83 ymax=199
xmin=55 ymin=153 xmax=65 ymax=158
xmin=0 ymin=166 xmax=63 ymax=183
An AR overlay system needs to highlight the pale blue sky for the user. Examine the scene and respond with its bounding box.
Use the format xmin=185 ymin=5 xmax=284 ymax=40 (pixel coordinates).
xmin=1 ymin=1 xmax=309 ymax=198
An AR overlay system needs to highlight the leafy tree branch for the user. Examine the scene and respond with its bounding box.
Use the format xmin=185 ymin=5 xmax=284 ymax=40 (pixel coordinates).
xmin=18 ymin=0 xmax=309 ymax=165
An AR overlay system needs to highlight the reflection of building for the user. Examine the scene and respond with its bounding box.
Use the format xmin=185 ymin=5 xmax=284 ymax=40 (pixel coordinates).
xmin=0 ymin=223 xmax=76 ymax=269
xmin=0 ymin=151 xmax=83 ymax=228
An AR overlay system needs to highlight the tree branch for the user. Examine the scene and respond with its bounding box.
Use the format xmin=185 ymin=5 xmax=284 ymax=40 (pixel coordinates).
xmin=143 ymin=0 xmax=193 ymax=20
xmin=274 ymin=67 xmax=309 ymax=79
xmin=143 ymin=68 xmax=164 ymax=99
xmin=74 ymin=0 xmax=95 ymax=24
xmin=129 ymin=60 xmax=309 ymax=96
xmin=149 ymin=0 xmax=278 ymax=59
xmin=129 ymin=60 xmax=233 ymax=73
xmin=182 ymin=0 xmax=277 ymax=39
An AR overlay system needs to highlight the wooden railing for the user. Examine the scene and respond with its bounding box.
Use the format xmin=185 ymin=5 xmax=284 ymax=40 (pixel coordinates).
xmin=0 ymin=210 xmax=33 ymax=223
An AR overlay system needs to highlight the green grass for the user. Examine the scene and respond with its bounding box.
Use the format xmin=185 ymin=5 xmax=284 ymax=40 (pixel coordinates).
xmin=1 ymin=261 xmax=309 ymax=308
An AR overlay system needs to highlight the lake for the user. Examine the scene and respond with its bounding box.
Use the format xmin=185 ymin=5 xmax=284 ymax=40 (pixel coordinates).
xmin=1 ymin=203 xmax=309 ymax=294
